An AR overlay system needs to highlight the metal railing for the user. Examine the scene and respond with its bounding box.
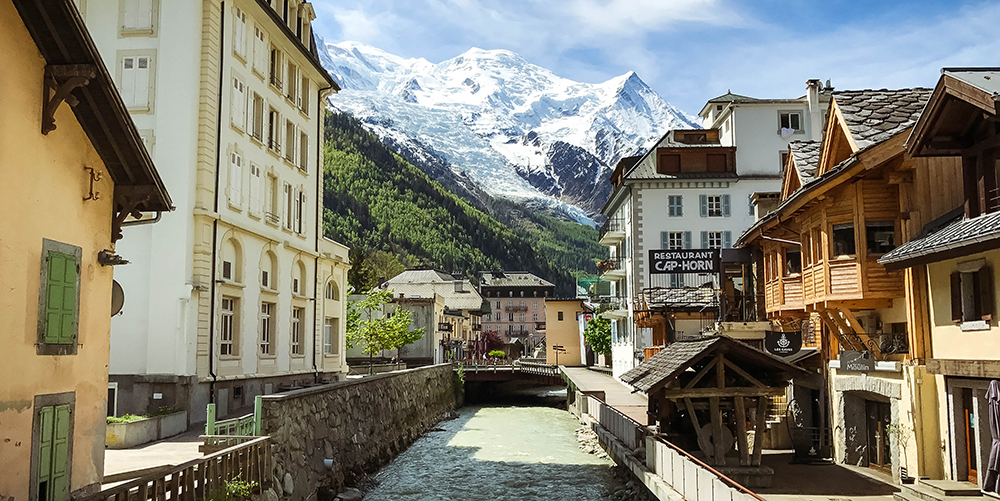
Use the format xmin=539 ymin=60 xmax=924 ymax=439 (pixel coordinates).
xmin=504 ymin=305 xmax=528 ymax=312
xmin=83 ymin=437 xmax=271 ymax=501
xmin=205 ymin=396 xmax=261 ymax=436
xmin=599 ymin=217 xmax=625 ymax=241
xmin=597 ymin=257 xmax=624 ymax=275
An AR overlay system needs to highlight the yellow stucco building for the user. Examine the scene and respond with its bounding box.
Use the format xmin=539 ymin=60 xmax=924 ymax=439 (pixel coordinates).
xmin=0 ymin=0 xmax=171 ymax=498
xmin=544 ymin=299 xmax=591 ymax=366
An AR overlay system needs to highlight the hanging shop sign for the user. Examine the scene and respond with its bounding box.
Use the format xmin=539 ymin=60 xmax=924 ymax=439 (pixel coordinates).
xmin=840 ymin=350 xmax=876 ymax=372
xmin=648 ymin=249 xmax=721 ymax=274
xmin=764 ymin=330 xmax=802 ymax=357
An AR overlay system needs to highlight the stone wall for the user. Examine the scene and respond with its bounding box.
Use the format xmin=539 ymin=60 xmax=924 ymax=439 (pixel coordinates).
xmin=259 ymin=364 xmax=458 ymax=500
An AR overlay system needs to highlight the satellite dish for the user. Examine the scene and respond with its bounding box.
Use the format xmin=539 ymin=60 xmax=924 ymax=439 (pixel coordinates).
xmin=111 ymin=280 xmax=125 ymax=316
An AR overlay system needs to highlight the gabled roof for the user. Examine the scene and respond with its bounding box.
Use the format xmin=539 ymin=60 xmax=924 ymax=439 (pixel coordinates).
xmin=789 ymin=140 xmax=821 ymax=184
xmin=479 ymin=271 xmax=554 ymax=288
xmin=620 ymin=336 xmax=809 ymax=393
xmin=833 ymin=88 xmax=931 ymax=150
xmin=641 ymin=287 xmax=718 ymax=311
xmin=383 ymin=270 xmax=483 ymax=310
xmin=706 ymin=91 xmax=761 ymax=104
xmin=13 ymin=0 xmax=171 ymax=213
xmin=908 ymin=68 xmax=1000 ymax=157
xmin=878 ymin=210 xmax=1000 ymax=270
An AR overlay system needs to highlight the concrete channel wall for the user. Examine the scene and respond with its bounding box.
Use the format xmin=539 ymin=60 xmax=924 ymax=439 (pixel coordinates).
xmin=573 ymin=391 xmax=763 ymax=501
xmin=259 ymin=364 xmax=458 ymax=500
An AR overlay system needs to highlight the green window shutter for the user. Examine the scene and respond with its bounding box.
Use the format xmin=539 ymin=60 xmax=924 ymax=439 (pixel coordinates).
xmin=51 ymin=404 xmax=71 ymax=501
xmin=45 ymin=252 xmax=78 ymax=345
xmin=700 ymin=231 xmax=708 ymax=248
xmin=38 ymin=406 xmax=53 ymax=496
xmin=660 ymin=231 xmax=668 ymax=249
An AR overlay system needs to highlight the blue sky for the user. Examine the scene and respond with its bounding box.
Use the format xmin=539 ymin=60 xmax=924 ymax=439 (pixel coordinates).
xmin=311 ymin=0 xmax=1000 ymax=114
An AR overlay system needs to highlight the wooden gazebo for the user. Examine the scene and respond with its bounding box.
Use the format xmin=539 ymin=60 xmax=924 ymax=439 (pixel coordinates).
xmin=621 ymin=336 xmax=809 ymax=472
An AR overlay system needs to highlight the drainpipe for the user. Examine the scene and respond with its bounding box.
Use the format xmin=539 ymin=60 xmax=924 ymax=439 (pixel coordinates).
xmin=207 ymin=2 xmax=227 ymax=402
xmin=313 ymin=76 xmax=335 ymax=381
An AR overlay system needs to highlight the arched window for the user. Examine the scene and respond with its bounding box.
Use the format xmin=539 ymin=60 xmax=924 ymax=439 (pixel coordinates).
xmin=221 ymin=238 xmax=243 ymax=283
xmin=293 ymin=260 xmax=307 ymax=295
xmin=325 ymin=281 xmax=340 ymax=300
xmin=260 ymin=250 xmax=278 ymax=290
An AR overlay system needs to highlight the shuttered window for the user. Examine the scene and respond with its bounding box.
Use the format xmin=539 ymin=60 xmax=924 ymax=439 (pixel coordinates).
xmin=233 ymin=7 xmax=247 ymax=58
xmin=44 ymin=252 xmax=78 ymax=345
xmin=300 ymin=76 xmax=310 ymax=114
xmin=250 ymin=93 xmax=264 ymax=141
xmin=231 ymin=77 xmax=246 ymax=130
xmin=951 ymin=265 xmax=995 ymax=325
xmin=699 ymin=194 xmax=730 ymax=217
xmin=253 ymin=25 xmax=267 ymax=75
xmin=283 ymin=183 xmax=293 ymax=230
xmin=120 ymin=56 xmax=151 ymax=110
xmin=228 ymin=151 xmax=243 ymax=208
xmin=249 ymin=163 xmax=263 ymax=216
xmin=123 ymin=0 xmax=153 ymax=31
xmin=36 ymin=404 xmax=71 ymax=501
xmin=668 ymin=195 xmax=683 ymax=217
xmin=299 ymin=132 xmax=308 ymax=171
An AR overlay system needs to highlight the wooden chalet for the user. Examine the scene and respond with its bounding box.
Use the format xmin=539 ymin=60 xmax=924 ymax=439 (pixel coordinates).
xmin=621 ymin=336 xmax=809 ymax=484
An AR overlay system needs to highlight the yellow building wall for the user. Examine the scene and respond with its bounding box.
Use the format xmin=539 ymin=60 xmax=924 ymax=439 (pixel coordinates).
xmin=926 ymin=249 xmax=1000 ymax=360
xmin=545 ymin=302 xmax=583 ymax=366
xmin=0 ymin=1 xmax=118 ymax=496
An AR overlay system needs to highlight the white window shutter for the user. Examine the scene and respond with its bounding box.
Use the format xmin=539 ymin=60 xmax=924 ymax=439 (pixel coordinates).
xmin=123 ymin=0 xmax=137 ymax=28
xmin=249 ymin=164 xmax=261 ymax=215
xmin=120 ymin=57 xmax=136 ymax=106
xmin=135 ymin=57 xmax=150 ymax=108
xmin=139 ymin=0 xmax=152 ymax=29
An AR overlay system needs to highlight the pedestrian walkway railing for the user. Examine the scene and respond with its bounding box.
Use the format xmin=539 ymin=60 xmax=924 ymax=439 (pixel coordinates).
xmin=86 ymin=436 xmax=271 ymax=501
xmin=198 ymin=435 xmax=260 ymax=454
xmin=205 ymin=396 xmax=261 ymax=436
xmin=584 ymin=394 xmax=643 ymax=450
xmin=513 ymin=360 xmax=561 ymax=377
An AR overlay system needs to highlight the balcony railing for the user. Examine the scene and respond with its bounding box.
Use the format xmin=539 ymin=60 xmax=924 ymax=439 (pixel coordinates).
xmin=598 ymin=296 xmax=628 ymax=311
xmin=597 ymin=257 xmax=624 ymax=276
xmin=836 ymin=332 xmax=908 ymax=361
xmin=504 ymin=305 xmax=528 ymax=312
xmin=598 ymin=217 xmax=625 ymax=243
xmin=438 ymin=322 xmax=453 ymax=332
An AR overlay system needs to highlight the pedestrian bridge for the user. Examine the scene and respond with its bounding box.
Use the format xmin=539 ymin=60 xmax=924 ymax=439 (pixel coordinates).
xmin=455 ymin=361 xmax=564 ymax=385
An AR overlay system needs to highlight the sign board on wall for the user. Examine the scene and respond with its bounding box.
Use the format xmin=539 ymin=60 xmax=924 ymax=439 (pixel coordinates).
xmin=764 ymin=331 xmax=802 ymax=357
xmin=840 ymin=350 xmax=876 ymax=372
xmin=648 ymin=249 xmax=721 ymax=274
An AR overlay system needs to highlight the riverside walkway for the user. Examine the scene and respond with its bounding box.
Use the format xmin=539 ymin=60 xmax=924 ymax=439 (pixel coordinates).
xmin=561 ymin=366 xmax=648 ymax=424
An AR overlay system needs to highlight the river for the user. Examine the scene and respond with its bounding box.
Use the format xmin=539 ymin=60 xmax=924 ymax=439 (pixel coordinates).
xmin=361 ymin=388 xmax=624 ymax=501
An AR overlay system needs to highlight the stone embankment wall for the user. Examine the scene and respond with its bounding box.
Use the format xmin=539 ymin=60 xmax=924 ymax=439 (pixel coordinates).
xmin=259 ymin=364 xmax=458 ymax=500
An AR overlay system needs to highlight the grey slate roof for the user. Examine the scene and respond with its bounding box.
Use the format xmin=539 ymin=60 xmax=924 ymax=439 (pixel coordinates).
xmin=834 ymin=89 xmax=932 ymax=149
xmin=642 ymin=287 xmax=719 ymax=310
xmin=620 ymin=338 xmax=720 ymax=392
xmin=479 ymin=272 xmax=555 ymax=288
xmin=788 ymin=140 xmax=821 ymax=185
xmin=942 ymin=68 xmax=1000 ymax=98
xmin=382 ymin=270 xmax=483 ymax=310
xmin=878 ymin=211 xmax=1000 ymax=267
xmin=706 ymin=91 xmax=761 ymax=104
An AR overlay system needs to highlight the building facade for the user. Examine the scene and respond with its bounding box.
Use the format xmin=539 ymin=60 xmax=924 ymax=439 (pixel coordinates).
xmin=0 ymin=0 xmax=171 ymax=497
xmin=478 ymin=271 xmax=556 ymax=353
xmin=76 ymin=0 xmax=348 ymax=422
xmin=599 ymin=81 xmax=830 ymax=379
xmin=543 ymin=299 xmax=592 ymax=366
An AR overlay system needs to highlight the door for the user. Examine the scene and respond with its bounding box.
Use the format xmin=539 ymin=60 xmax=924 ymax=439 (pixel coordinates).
xmin=963 ymin=388 xmax=978 ymax=483
xmin=37 ymin=404 xmax=71 ymax=501
xmin=866 ymin=400 xmax=891 ymax=471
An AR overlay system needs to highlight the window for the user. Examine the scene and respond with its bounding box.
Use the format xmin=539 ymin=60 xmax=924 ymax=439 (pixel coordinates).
xmin=233 ymin=7 xmax=247 ymax=58
xmin=662 ymin=231 xmax=689 ymax=250
xmin=286 ymin=63 xmax=298 ymax=103
xmin=657 ymin=152 xmax=680 ymax=174
xmin=780 ymin=151 xmax=790 ymax=171
xmin=269 ymin=47 xmax=283 ymax=89
xmin=300 ymin=76 xmax=310 ymax=114
xmin=282 ymin=0 xmax=289 ymax=22
xmin=748 ymin=194 xmax=755 ymax=216
xmin=251 ymin=93 xmax=265 ymax=141
xmin=784 ymin=249 xmax=802 ymax=275
xmin=261 ymin=251 xmax=277 ymax=289
xmin=951 ymin=260 xmax=994 ymax=328
xmin=779 ymin=112 xmax=802 ymax=132
xmin=700 ymin=194 xmax=730 ymax=217
xmin=249 ymin=163 xmax=263 ymax=217
xmin=532 ymin=312 xmax=538 ymax=321
xmin=866 ymin=221 xmax=896 ymax=254
xmin=231 ymin=77 xmax=246 ymax=130
xmin=265 ymin=175 xmax=279 ymax=224
xmin=220 ymin=297 xmax=236 ymax=356
xmin=519 ymin=299 xmax=525 ymax=307
xmin=283 ymin=183 xmax=293 ymax=230
xmin=325 ymin=282 xmax=339 ymax=300
xmin=295 ymin=190 xmax=305 ymax=234
xmin=33 ymin=400 xmax=72 ymax=501
xmin=558 ymin=311 xmax=564 ymax=321
xmin=831 ymin=223 xmax=856 ymax=257
xmin=268 ymin=108 xmax=281 ymax=152
xmin=252 ymin=25 xmax=268 ymax=76
xmin=810 ymin=229 xmax=822 ymax=264
xmin=508 ymin=313 xmax=514 ymax=322
xmin=261 ymin=270 xmax=269 ymax=288
xmin=37 ymin=239 xmax=81 ymax=355
xmin=299 ymin=132 xmax=308 ymax=171
xmin=701 ymin=231 xmax=730 ymax=249
xmin=669 ymin=274 xmax=683 ymax=288
xmin=285 ymin=121 xmax=296 ymax=162
xmin=291 ymin=307 xmax=303 ymax=355
xmin=668 ymin=195 xmax=683 ymax=217
xmin=324 ymin=317 xmax=339 ymax=354
xmin=519 ymin=313 xmax=525 ymax=322
xmin=228 ymin=150 xmax=243 ymax=208
xmin=122 ymin=0 xmax=155 ymax=33
xmin=119 ymin=55 xmax=152 ymax=110
xmin=260 ymin=302 xmax=274 ymax=355
xmin=292 ymin=277 xmax=299 ymax=294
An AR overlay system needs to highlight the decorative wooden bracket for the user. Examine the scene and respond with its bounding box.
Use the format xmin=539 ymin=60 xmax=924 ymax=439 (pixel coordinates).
xmin=42 ymin=65 xmax=97 ymax=135
xmin=84 ymin=166 xmax=102 ymax=201
xmin=112 ymin=188 xmax=152 ymax=243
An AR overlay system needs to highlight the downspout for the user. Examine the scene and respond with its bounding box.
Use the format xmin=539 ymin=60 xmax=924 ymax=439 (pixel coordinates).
xmin=313 ymin=77 xmax=334 ymax=382
xmin=207 ymin=1 xmax=227 ymax=402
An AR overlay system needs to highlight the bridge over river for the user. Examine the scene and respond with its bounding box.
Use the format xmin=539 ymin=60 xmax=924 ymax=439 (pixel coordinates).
xmin=456 ymin=360 xmax=565 ymax=385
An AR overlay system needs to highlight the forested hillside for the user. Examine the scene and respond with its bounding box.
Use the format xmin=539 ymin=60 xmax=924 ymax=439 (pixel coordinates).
xmin=321 ymin=110 xmax=603 ymax=296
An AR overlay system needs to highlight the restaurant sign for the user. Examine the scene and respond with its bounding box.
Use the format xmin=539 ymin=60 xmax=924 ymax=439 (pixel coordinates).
xmin=764 ymin=330 xmax=802 ymax=357
xmin=648 ymin=249 xmax=721 ymax=274
xmin=840 ymin=350 xmax=876 ymax=372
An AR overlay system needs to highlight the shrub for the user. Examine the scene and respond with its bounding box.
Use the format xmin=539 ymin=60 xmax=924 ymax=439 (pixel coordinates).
xmin=107 ymin=414 xmax=147 ymax=424
xmin=488 ymin=350 xmax=505 ymax=358
xmin=208 ymin=475 xmax=257 ymax=501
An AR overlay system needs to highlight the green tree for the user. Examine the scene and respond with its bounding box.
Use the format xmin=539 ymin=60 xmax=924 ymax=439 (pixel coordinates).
xmin=364 ymin=250 xmax=406 ymax=286
xmin=584 ymin=316 xmax=612 ymax=357
xmin=346 ymin=288 xmax=425 ymax=371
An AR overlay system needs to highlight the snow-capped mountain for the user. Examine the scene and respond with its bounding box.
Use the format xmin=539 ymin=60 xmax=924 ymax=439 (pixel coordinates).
xmin=319 ymin=39 xmax=700 ymax=221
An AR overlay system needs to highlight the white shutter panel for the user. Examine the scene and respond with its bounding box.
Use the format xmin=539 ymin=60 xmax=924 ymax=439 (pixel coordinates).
xmin=120 ymin=57 xmax=136 ymax=106
xmin=139 ymin=0 xmax=153 ymax=29
xmin=249 ymin=164 xmax=261 ymax=215
xmin=135 ymin=57 xmax=150 ymax=109
xmin=123 ymin=0 xmax=136 ymax=28
xmin=229 ymin=152 xmax=243 ymax=206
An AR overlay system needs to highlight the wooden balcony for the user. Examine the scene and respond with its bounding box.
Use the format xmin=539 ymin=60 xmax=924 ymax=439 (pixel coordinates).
xmin=764 ymin=275 xmax=804 ymax=313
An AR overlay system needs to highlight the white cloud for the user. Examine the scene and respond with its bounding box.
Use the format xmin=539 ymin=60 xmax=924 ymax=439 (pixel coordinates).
xmin=332 ymin=8 xmax=389 ymax=45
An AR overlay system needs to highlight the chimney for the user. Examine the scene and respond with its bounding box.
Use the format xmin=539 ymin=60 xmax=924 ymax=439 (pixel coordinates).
xmin=806 ymin=79 xmax=823 ymax=140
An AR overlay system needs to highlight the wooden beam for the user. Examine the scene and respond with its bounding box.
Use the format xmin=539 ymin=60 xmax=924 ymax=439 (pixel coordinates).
xmin=710 ymin=397 xmax=726 ymax=466
xmin=752 ymin=396 xmax=768 ymax=466
xmin=684 ymin=398 xmax=709 ymax=459
xmin=888 ymin=170 xmax=914 ymax=185
xmin=838 ymin=308 xmax=866 ymax=335
xmin=734 ymin=397 xmax=750 ymax=466
xmin=723 ymin=359 xmax=766 ymax=388
xmin=662 ymin=387 xmax=786 ymax=399
xmin=684 ymin=357 xmax=719 ymax=390
xmin=716 ymin=354 xmax=726 ymax=389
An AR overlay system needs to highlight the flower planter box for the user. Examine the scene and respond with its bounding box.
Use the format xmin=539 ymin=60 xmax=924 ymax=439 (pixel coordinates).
xmin=106 ymin=411 xmax=187 ymax=449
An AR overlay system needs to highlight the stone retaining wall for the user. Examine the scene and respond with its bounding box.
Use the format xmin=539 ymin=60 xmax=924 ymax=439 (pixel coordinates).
xmin=259 ymin=364 xmax=458 ymax=500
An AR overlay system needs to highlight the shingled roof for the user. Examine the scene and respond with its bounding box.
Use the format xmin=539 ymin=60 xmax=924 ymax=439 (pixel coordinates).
xmin=878 ymin=210 xmax=1000 ymax=270
xmin=642 ymin=287 xmax=719 ymax=310
xmin=479 ymin=272 xmax=555 ymax=288
xmin=706 ymin=91 xmax=761 ymax=104
xmin=789 ymin=140 xmax=821 ymax=185
xmin=834 ymin=89 xmax=932 ymax=150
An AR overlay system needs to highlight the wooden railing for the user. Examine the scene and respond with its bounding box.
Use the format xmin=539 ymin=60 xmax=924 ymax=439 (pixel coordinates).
xmin=85 ymin=437 xmax=271 ymax=501
xmin=198 ymin=435 xmax=260 ymax=455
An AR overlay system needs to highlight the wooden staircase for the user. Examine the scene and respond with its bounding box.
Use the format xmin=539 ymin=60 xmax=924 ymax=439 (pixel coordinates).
xmin=894 ymin=480 xmax=983 ymax=501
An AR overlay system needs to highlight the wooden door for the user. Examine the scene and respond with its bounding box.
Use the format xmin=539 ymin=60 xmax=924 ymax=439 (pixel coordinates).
xmin=866 ymin=400 xmax=891 ymax=471
xmin=963 ymin=388 xmax=978 ymax=483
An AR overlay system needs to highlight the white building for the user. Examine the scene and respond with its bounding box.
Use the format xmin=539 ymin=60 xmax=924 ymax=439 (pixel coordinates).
xmin=599 ymin=80 xmax=831 ymax=379
xmin=76 ymin=0 xmax=348 ymax=422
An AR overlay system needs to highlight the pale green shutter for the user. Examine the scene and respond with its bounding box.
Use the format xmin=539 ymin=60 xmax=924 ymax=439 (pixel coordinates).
xmin=50 ymin=404 xmax=71 ymax=501
xmin=699 ymin=195 xmax=708 ymax=217
xmin=683 ymin=232 xmax=692 ymax=249
xmin=45 ymin=252 xmax=78 ymax=345
xmin=660 ymin=231 xmax=668 ymax=249
xmin=722 ymin=195 xmax=731 ymax=217
xmin=37 ymin=406 xmax=53 ymax=496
